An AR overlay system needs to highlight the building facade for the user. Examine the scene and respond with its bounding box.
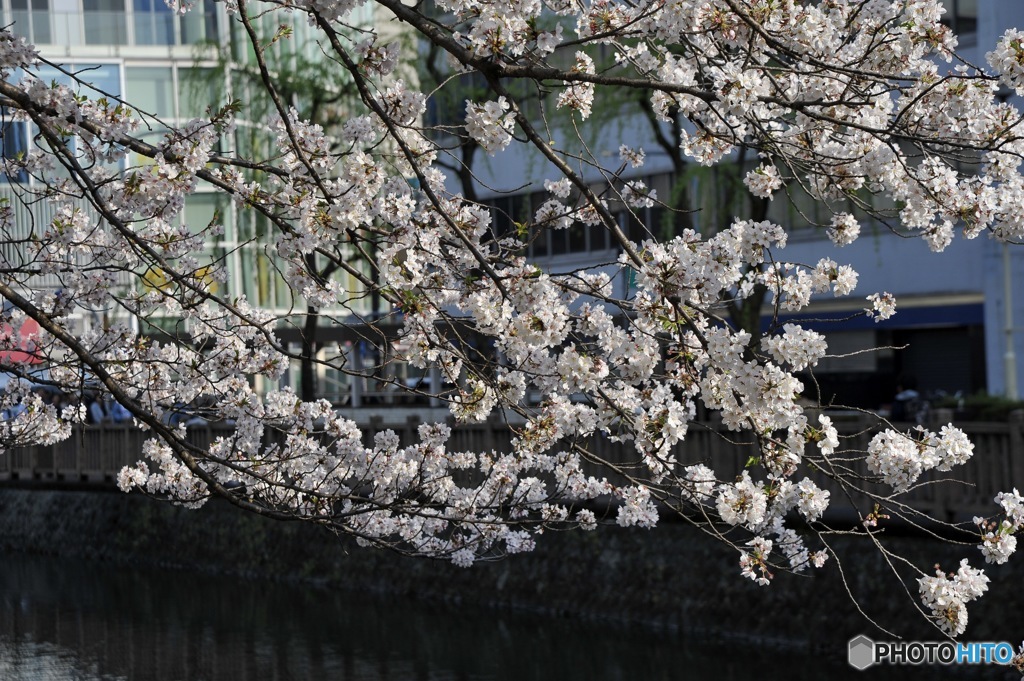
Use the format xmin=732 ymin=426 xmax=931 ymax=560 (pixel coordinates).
xmin=5 ymin=1 xmax=1024 ymax=410
xmin=0 ymin=0 xmax=382 ymax=400
xmin=456 ymin=1 xmax=1024 ymax=410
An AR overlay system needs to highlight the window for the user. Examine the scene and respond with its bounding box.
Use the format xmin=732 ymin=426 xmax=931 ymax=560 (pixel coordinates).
xmin=10 ymin=0 xmax=52 ymax=44
xmin=32 ymin=64 xmax=124 ymax=174
xmin=83 ymin=0 xmax=127 ymax=44
xmin=940 ymin=0 xmax=977 ymax=40
xmin=179 ymin=68 xmax=220 ymax=118
xmin=198 ymin=247 xmax=226 ymax=295
xmin=179 ymin=0 xmax=218 ymax=45
xmin=486 ymin=189 xmax=629 ymax=258
xmin=129 ymin=126 xmax=166 ymax=167
xmin=487 ymin=189 xmax=634 ymax=259
xmin=8 ymin=0 xmax=217 ymax=46
xmin=486 ymin=194 xmax=531 ymax=243
xmin=613 ymin=174 xmax=683 ymax=246
xmin=0 ymin=116 xmax=29 ymax=183
xmin=132 ymin=0 xmax=173 ymax=45
xmin=125 ymin=66 xmax=174 ymax=116
xmin=185 ymin=192 xmax=228 ymax=238
xmin=35 ymin=63 xmax=122 ymax=99
xmin=587 ymin=222 xmax=609 ymax=252
xmin=49 ymin=0 xmax=79 ymax=45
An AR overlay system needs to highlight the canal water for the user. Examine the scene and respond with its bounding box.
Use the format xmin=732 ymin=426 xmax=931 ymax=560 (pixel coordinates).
xmin=0 ymin=552 xmax=994 ymax=680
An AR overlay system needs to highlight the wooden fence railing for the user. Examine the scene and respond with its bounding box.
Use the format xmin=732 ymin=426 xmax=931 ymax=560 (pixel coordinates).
xmin=2 ymin=410 xmax=1022 ymax=523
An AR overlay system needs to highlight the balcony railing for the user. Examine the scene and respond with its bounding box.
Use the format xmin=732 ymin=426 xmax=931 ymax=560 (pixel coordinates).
xmin=8 ymin=9 xmax=218 ymax=48
xmin=0 ymin=185 xmax=133 ymax=293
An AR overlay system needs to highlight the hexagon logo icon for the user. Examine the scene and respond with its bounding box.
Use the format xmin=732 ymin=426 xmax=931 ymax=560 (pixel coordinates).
xmin=848 ymin=635 xmax=876 ymax=670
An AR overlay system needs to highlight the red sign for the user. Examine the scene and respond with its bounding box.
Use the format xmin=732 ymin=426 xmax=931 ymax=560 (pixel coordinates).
xmin=0 ymin=317 xmax=41 ymax=364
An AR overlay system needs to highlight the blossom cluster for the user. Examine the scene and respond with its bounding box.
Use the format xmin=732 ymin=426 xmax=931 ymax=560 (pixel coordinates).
xmin=866 ymin=425 xmax=974 ymax=492
xmin=465 ymin=96 xmax=515 ymax=154
xmin=976 ymin=488 xmax=1024 ymax=565
xmin=918 ymin=560 xmax=989 ymax=636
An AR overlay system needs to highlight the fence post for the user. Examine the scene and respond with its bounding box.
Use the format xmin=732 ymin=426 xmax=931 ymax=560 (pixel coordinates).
xmin=75 ymin=426 xmax=82 ymax=481
xmin=367 ymin=415 xmax=383 ymax=448
xmin=487 ymin=412 xmax=504 ymax=452
xmin=351 ymin=347 xmax=363 ymax=409
xmin=1009 ymin=410 xmax=1024 ymax=490
xmin=405 ymin=414 xmax=421 ymax=446
xmin=429 ymin=364 xmax=442 ymax=407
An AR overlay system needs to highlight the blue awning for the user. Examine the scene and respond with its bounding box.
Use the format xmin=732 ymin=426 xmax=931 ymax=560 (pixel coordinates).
xmin=765 ymin=302 xmax=984 ymax=333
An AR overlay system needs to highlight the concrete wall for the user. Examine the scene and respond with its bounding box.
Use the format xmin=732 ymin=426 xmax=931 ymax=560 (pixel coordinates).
xmin=0 ymin=488 xmax=1021 ymax=659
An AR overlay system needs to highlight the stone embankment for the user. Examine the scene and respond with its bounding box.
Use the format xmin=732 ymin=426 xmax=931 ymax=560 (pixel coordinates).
xmin=0 ymin=488 xmax=1021 ymax=655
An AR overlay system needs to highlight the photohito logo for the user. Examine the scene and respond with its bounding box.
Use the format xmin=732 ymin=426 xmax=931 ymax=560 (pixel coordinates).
xmin=848 ymin=636 xmax=1016 ymax=669
xmin=848 ymin=635 xmax=875 ymax=670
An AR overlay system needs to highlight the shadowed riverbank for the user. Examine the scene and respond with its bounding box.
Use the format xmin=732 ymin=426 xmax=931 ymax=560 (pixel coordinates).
xmin=0 ymin=488 xmax=1020 ymax=679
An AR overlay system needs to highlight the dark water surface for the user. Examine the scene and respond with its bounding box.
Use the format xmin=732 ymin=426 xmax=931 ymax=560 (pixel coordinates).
xmin=0 ymin=551 xmax=998 ymax=680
